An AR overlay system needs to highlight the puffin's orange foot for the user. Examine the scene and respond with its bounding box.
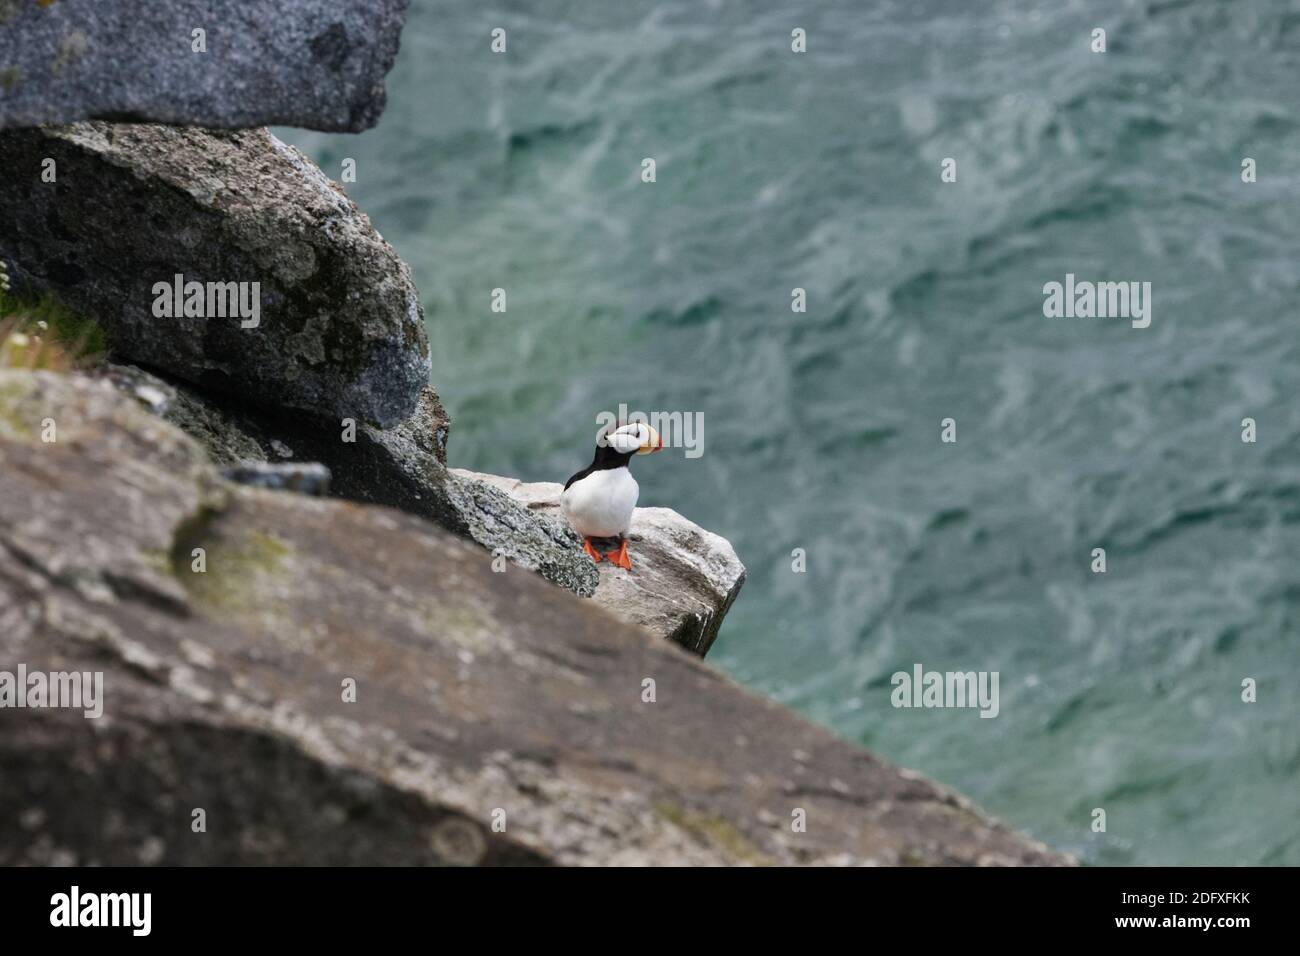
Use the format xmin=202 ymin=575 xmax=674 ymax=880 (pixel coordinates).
xmin=582 ymin=537 xmax=604 ymax=563
xmin=606 ymin=538 xmax=633 ymax=570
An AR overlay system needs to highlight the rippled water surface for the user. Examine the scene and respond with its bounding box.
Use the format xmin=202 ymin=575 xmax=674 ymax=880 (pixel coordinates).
xmin=283 ymin=0 xmax=1300 ymax=865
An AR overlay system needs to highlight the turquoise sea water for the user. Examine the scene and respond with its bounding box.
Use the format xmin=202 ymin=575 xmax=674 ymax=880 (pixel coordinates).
xmin=283 ymin=0 xmax=1300 ymax=865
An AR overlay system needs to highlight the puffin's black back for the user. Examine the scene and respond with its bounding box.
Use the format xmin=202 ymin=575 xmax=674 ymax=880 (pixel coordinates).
xmin=564 ymin=442 xmax=636 ymax=490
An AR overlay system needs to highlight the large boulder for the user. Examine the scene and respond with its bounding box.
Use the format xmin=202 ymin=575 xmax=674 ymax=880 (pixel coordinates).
xmin=0 ymin=0 xmax=409 ymax=132
xmin=0 ymin=370 xmax=1070 ymax=866
xmin=455 ymin=470 xmax=746 ymax=655
xmin=0 ymin=122 xmax=429 ymax=427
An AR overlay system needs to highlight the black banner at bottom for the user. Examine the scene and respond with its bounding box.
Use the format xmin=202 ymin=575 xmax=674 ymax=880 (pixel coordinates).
xmin=0 ymin=865 xmax=1280 ymax=941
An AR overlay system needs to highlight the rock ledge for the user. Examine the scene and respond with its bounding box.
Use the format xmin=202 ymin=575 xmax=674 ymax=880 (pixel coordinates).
xmin=454 ymin=470 xmax=746 ymax=656
xmin=0 ymin=369 xmax=1071 ymax=866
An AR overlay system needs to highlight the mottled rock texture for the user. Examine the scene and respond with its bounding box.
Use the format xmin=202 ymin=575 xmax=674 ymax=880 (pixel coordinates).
xmin=455 ymin=470 xmax=746 ymax=655
xmin=0 ymin=123 xmax=429 ymax=427
xmin=0 ymin=0 xmax=409 ymax=132
xmin=100 ymin=362 xmax=269 ymax=464
xmin=269 ymin=398 xmax=602 ymax=597
xmin=100 ymin=363 xmax=600 ymax=598
xmin=0 ymin=370 xmax=1070 ymax=866
xmin=221 ymin=462 xmax=332 ymax=496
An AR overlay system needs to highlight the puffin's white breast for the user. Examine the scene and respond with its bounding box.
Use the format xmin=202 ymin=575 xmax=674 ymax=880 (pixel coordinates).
xmin=561 ymin=467 xmax=639 ymax=538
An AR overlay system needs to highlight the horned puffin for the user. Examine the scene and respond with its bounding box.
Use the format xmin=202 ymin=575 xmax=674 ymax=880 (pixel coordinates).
xmin=562 ymin=421 xmax=663 ymax=569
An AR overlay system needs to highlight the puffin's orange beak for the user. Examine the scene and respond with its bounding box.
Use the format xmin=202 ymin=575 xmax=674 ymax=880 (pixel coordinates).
xmin=636 ymin=425 xmax=663 ymax=455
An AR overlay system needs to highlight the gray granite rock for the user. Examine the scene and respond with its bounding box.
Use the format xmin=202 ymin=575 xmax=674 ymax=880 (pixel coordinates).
xmin=221 ymin=462 xmax=331 ymax=496
xmin=454 ymin=470 xmax=746 ymax=655
xmin=99 ymin=362 xmax=599 ymax=596
xmin=100 ymin=362 xmax=268 ymax=465
xmin=302 ymin=392 xmax=602 ymax=597
xmin=0 ymin=369 xmax=1072 ymax=867
xmin=438 ymin=470 xmax=601 ymax=598
xmin=0 ymin=123 xmax=429 ymax=427
xmin=0 ymin=0 xmax=409 ymax=132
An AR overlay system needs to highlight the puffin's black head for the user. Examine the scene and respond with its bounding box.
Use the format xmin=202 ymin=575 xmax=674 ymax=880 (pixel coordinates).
xmin=592 ymin=421 xmax=662 ymax=470
xmin=565 ymin=421 xmax=663 ymax=491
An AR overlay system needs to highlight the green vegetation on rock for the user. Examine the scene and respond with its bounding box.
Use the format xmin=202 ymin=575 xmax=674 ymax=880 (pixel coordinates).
xmin=175 ymin=522 xmax=294 ymax=615
xmin=655 ymin=803 xmax=771 ymax=865
xmin=0 ymin=377 xmax=36 ymax=439
xmin=0 ymin=267 xmax=106 ymax=370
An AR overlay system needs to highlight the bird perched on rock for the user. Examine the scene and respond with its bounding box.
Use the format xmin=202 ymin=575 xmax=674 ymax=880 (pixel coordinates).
xmin=562 ymin=421 xmax=663 ymax=569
